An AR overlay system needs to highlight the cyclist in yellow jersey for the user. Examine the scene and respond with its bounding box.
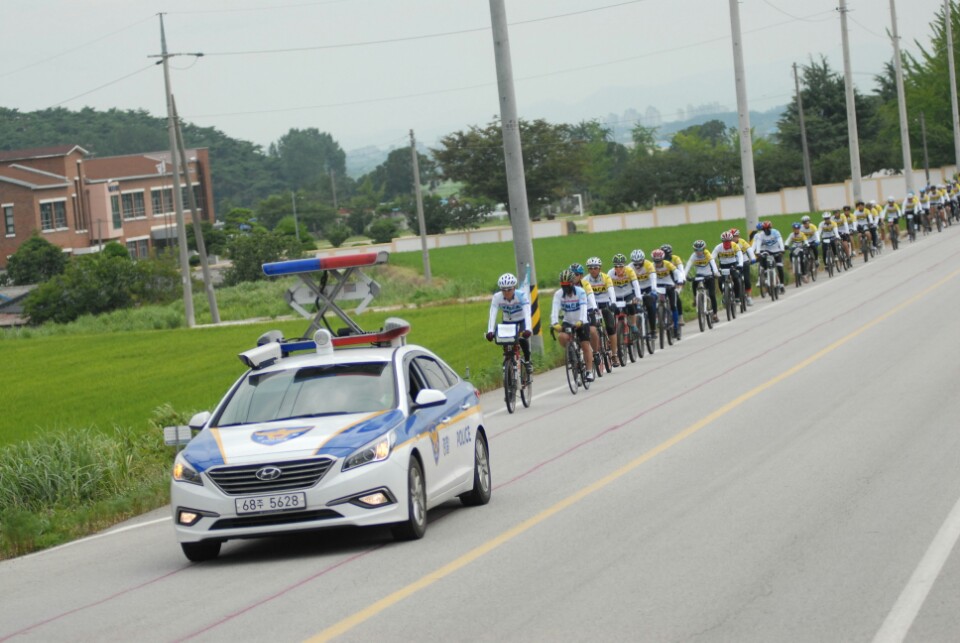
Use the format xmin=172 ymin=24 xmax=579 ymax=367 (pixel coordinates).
xmin=853 ymin=200 xmax=878 ymax=253
xmin=818 ymin=212 xmax=842 ymax=265
xmin=608 ymin=253 xmax=644 ymax=337
xmin=659 ymin=244 xmax=685 ymax=325
xmin=684 ymin=239 xmax=720 ymax=323
xmin=730 ymin=228 xmax=755 ymax=305
xmin=902 ymin=192 xmax=920 ymax=238
xmin=629 ymin=249 xmax=658 ymax=340
xmin=569 ymin=262 xmax=599 ymax=356
xmin=837 ymin=205 xmax=854 ymax=260
xmin=584 ymin=256 xmax=621 ymax=365
xmin=651 ymin=248 xmax=684 ymax=339
xmin=785 ymin=222 xmax=810 ymax=281
xmin=713 ymin=231 xmax=745 ymax=300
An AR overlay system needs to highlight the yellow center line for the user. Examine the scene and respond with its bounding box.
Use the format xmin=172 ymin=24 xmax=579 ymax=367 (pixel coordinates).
xmin=306 ymin=268 xmax=960 ymax=643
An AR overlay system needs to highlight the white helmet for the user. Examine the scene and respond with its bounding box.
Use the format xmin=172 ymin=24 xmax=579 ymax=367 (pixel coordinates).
xmin=630 ymin=249 xmax=645 ymax=263
xmin=822 ymin=211 xmax=832 ymax=219
xmin=887 ymin=195 xmax=895 ymax=203
xmin=497 ymin=273 xmax=518 ymax=290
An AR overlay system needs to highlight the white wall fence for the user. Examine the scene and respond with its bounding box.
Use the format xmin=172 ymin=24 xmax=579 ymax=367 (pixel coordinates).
xmin=315 ymin=165 xmax=956 ymax=259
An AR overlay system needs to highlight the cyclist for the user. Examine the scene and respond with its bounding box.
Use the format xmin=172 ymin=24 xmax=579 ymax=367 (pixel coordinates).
xmin=853 ymin=200 xmax=878 ymax=253
xmin=785 ymin=223 xmax=810 ymax=281
xmin=713 ymin=230 xmax=745 ymax=303
xmin=551 ymin=268 xmax=594 ymax=382
xmin=651 ymin=249 xmax=684 ymax=340
xmin=751 ymin=221 xmax=785 ymax=292
xmin=881 ymin=196 xmax=902 ymax=241
xmin=902 ymin=192 xmax=920 ymax=238
xmin=837 ymin=205 xmax=854 ymax=261
xmin=798 ymin=216 xmax=820 ymax=275
xmin=936 ymin=185 xmax=950 ymax=228
xmin=584 ymin=256 xmax=621 ymax=366
xmin=629 ymin=249 xmax=658 ymax=341
xmin=661 ymin=244 xmax=685 ymax=325
xmin=569 ymin=262 xmax=600 ymax=357
xmin=685 ymin=239 xmax=720 ymax=323
xmin=486 ymin=273 xmax=533 ymax=374
xmin=818 ymin=211 xmax=841 ymax=265
xmin=730 ymin=228 xmax=755 ymax=306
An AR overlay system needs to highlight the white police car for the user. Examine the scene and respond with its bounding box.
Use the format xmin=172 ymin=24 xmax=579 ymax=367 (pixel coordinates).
xmin=169 ymin=318 xmax=490 ymax=561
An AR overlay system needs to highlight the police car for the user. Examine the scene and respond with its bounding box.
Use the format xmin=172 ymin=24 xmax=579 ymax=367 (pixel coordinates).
xmin=169 ymin=318 xmax=490 ymax=561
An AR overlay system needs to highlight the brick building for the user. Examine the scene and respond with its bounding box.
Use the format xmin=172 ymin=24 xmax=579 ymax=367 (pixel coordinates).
xmin=0 ymin=144 xmax=215 ymax=269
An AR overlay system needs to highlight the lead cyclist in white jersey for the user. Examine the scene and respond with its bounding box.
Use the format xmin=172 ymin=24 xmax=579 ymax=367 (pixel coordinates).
xmin=486 ymin=272 xmax=533 ymax=371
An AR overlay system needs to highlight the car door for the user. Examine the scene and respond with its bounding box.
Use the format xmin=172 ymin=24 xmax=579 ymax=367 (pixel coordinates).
xmin=412 ymin=354 xmax=475 ymax=496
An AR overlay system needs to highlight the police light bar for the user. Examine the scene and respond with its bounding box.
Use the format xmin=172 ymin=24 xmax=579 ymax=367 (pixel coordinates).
xmin=331 ymin=322 xmax=409 ymax=348
xmin=274 ymin=318 xmax=411 ymax=355
xmin=262 ymin=251 xmax=389 ymax=276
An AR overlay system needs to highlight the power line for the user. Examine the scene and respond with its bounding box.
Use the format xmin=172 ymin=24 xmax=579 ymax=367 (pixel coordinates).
xmin=48 ymin=64 xmax=158 ymax=108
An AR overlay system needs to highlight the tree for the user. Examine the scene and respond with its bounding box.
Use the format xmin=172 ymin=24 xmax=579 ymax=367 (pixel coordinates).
xmin=367 ymin=217 xmax=399 ymax=243
xmin=446 ymin=196 xmax=494 ymax=230
xmin=6 ymin=234 xmax=68 ymax=285
xmin=269 ymin=128 xmax=346 ymax=191
xmin=323 ymin=222 xmax=352 ymax=248
xmin=432 ymin=118 xmax=582 ymax=210
xmin=222 ymin=230 xmax=303 ymax=286
xmin=400 ymin=195 xmax=448 ymax=235
xmin=364 ymin=148 xmax=439 ymax=200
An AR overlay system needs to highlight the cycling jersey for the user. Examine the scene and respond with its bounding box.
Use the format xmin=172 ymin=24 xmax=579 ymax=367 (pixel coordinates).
xmin=584 ymin=271 xmax=616 ymax=306
xmin=577 ymin=278 xmax=598 ymax=310
xmin=712 ymin=242 xmax=744 ymax=267
xmin=818 ymin=219 xmax=840 ymax=240
xmin=487 ymin=290 xmax=532 ymax=334
xmin=752 ymin=229 xmax=785 ymax=255
xmin=628 ymin=260 xmax=657 ymax=291
xmin=853 ymin=207 xmax=874 ymax=227
xmin=836 ymin=212 xmax=853 ymax=234
xmin=684 ymin=250 xmax=720 ymax=278
xmin=882 ymin=203 xmax=902 ymax=221
xmin=668 ymin=254 xmax=684 ymax=272
xmin=654 ymin=260 xmax=683 ymax=287
xmin=551 ymin=285 xmax=589 ymax=326
xmin=609 ymin=265 xmax=644 ymax=301
xmin=902 ymin=197 xmax=919 ymax=215
xmin=786 ymin=231 xmax=808 ymax=248
xmin=799 ymin=224 xmax=820 ymax=244
xmin=734 ymin=237 xmax=755 ymax=262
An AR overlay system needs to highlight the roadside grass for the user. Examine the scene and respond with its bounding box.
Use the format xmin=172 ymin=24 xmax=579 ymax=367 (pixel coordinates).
xmin=0 ymin=210 xmax=809 ymax=558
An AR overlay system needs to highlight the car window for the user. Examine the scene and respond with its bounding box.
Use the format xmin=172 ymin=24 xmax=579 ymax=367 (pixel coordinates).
xmin=414 ymin=356 xmax=453 ymax=391
xmin=215 ymin=362 xmax=395 ymax=426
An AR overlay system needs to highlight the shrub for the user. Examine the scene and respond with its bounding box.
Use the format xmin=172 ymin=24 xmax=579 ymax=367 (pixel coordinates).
xmin=222 ymin=230 xmax=304 ymax=286
xmin=367 ymin=217 xmax=399 ymax=244
xmin=323 ymin=222 xmax=352 ymax=248
xmin=6 ymin=234 xmax=67 ymax=285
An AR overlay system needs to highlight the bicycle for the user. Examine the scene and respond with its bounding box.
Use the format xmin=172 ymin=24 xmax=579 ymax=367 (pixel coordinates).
xmin=612 ymin=301 xmax=636 ymax=366
xmin=858 ymin=227 xmax=873 ymax=264
xmin=657 ymin=288 xmax=677 ymax=347
xmin=693 ymin=276 xmax=714 ymax=332
xmin=720 ymin=268 xmax=737 ymax=320
xmin=904 ymin=213 xmax=917 ymax=243
xmin=590 ymin=310 xmax=612 ymax=378
xmin=553 ymin=322 xmax=590 ymax=395
xmin=790 ymin=245 xmax=805 ymax=288
xmin=887 ymin=218 xmax=899 ymax=251
xmin=494 ymin=324 xmax=531 ymax=413
xmin=636 ymin=294 xmax=655 ymax=356
xmin=823 ymin=237 xmax=840 ymax=278
xmin=758 ymin=251 xmax=781 ymax=301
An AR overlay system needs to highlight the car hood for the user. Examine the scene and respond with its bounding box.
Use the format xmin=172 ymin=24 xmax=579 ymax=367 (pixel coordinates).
xmin=182 ymin=409 xmax=405 ymax=472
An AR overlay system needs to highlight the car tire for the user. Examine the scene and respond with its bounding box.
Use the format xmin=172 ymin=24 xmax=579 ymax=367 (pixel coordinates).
xmin=181 ymin=540 xmax=221 ymax=562
xmin=392 ymin=457 xmax=427 ymax=541
xmin=459 ymin=431 xmax=492 ymax=507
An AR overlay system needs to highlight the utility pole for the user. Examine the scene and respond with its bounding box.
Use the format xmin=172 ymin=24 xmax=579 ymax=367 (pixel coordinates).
xmin=156 ymin=13 xmax=194 ymax=327
xmin=890 ymin=0 xmax=915 ymax=194
xmin=489 ymin=0 xmax=542 ymax=352
xmin=172 ymin=95 xmax=220 ymax=323
xmin=409 ymin=129 xmax=432 ymax=284
xmin=329 ymin=169 xmax=338 ymax=211
xmin=839 ymin=0 xmax=864 ymax=203
xmin=793 ymin=62 xmax=816 ymax=212
xmin=920 ymin=111 xmax=931 ymax=184
xmin=945 ymin=0 xmax=960 ymax=169
xmin=728 ymin=0 xmax=759 ymax=232
xmin=291 ymin=191 xmax=301 ymax=242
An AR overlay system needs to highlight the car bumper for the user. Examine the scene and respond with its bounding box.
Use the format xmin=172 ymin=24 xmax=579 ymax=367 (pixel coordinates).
xmin=171 ymin=454 xmax=410 ymax=544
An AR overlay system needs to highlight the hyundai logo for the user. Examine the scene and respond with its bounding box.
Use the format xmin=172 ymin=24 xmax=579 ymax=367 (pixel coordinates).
xmin=255 ymin=466 xmax=282 ymax=481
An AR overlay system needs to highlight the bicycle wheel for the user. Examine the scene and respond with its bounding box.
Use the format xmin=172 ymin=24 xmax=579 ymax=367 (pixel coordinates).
xmin=809 ymin=253 xmax=817 ymax=281
xmin=697 ymin=289 xmax=706 ymax=332
xmin=724 ymin=283 xmax=734 ymax=321
xmin=615 ymin=320 xmax=626 ymax=367
xmin=503 ymin=357 xmax=517 ymax=414
xmin=564 ymin=342 xmax=578 ymax=395
xmin=593 ymin=337 xmax=604 ymax=379
xmin=936 ymin=213 xmax=943 ymax=232
xmin=598 ymin=331 xmax=612 ymax=374
xmin=665 ymin=303 xmax=675 ymax=346
xmin=520 ymin=361 xmax=532 ymax=408
xmin=825 ymin=246 xmax=834 ymax=278
xmin=792 ymin=254 xmax=802 ymax=288
xmin=769 ymin=270 xmax=779 ymax=301
xmin=891 ymin=225 xmax=899 ymax=250
xmin=579 ymin=350 xmax=591 ymax=391
xmin=658 ymin=303 xmax=666 ymax=349
xmin=634 ymin=319 xmax=644 ymax=358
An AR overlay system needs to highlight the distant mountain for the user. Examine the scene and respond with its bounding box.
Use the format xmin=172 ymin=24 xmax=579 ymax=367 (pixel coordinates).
xmin=652 ymin=107 xmax=785 ymax=143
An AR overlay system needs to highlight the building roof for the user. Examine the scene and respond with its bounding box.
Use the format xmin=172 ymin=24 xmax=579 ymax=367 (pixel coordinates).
xmin=0 ymin=145 xmax=88 ymax=163
xmin=83 ymin=149 xmax=203 ymax=182
xmin=0 ymin=164 xmax=70 ymax=188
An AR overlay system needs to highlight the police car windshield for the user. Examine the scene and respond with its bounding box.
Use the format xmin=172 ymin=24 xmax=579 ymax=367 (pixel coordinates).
xmin=215 ymin=362 xmax=396 ymax=426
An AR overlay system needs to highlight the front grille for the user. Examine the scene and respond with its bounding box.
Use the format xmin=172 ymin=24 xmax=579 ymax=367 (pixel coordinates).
xmin=207 ymin=458 xmax=335 ymax=496
xmin=210 ymin=509 xmax=341 ymax=530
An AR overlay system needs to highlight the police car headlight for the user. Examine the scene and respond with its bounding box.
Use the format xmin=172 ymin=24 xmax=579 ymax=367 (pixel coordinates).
xmin=342 ymin=431 xmax=395 ymax=472
xmin=173 ymin=453 xmax=204 ymax=486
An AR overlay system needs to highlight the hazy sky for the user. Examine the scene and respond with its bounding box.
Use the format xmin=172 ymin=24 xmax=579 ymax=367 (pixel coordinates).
xmin=0 ymin=0 xmax=950 ymax=155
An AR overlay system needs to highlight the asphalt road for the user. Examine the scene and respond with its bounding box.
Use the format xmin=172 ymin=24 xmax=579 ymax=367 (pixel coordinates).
xmin=2 ymin=227 xmax=960 ymax=643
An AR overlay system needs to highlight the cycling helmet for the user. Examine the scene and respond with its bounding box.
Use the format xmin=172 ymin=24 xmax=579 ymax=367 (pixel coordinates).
xmin=887 ymin=195 xmax=895 ymax=203
xmin=730 ymin=228 xmax=741 ymax=237
xmin=612 ymin=253 xmax=627 ymax=267
xmin=720 ymin=231 xmax=734 ymax=242
xmin=856 ymin=200 xmax=865 ymax=207
xmin=660 ymin=243 xmax=673 ymax=257
xmin=822 ymin=211 xmax=832 ymax=220
xmin=630 ymin=249 xmax=645 ymax=263
xmin=792 ymin=222 xmax=801 ymax=230
xmin=569 ymin=262 xmax=584 ymax=276
xmin=756 ymin=222 xmax=763 ymax=231
xmin=558 ymin=269 xmax=575 ymax=286
xmin=762 ymin=221 xmax=772 ymax=231
xmin=801 ymin=215 xmax=811 ymax=224
xmin=693 ymin=239 xmax=706 ymax=251
xmin=586 ymin=256 xmax=602 ymax=268
xmin=497 ymin=273 xmax=518 ymax=290
xmin=651 ymin=249 xmax=665 ymax=262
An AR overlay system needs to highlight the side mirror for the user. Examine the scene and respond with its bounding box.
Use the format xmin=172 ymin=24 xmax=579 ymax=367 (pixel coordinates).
xmin=413 ymin=389 xmax=447 ymax=409
xmin=188 ymin=411 xmax=211 ymax=430
xmin=163 ymin=411 xmax=211 ymax=448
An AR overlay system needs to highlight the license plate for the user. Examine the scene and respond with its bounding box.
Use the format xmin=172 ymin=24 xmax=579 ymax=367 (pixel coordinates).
xmin=235 ymin=492 xmax=307 ymax=515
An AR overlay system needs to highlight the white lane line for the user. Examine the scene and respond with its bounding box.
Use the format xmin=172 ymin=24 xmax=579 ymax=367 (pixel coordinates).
xmin=15 ymin=517 xmax=171 ymax=561
xmin=873 ymin=491 xmax=960 ymax=643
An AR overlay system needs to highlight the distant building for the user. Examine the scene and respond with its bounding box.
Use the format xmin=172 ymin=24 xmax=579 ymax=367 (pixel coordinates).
xmin=0 ymin=144 xmax=215 ymax=269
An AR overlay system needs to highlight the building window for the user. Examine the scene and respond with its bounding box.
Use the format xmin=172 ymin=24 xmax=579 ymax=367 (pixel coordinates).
xmin=111 ymin=195 xmax=122 ymax=228
xmin=40 ymin=203 xmax=54 ymax=231
xmin=54 ymin=201 xmax=67 ymax=229
xmin=151 ymin=187 xmax=173 ymax=216
xmin=126 ymin=239 xmax=150 ymax=260
xmin=121 ymin=192 xmax=145 ymax=219
xmin=3 ymin=204 xmax=13 ymax=236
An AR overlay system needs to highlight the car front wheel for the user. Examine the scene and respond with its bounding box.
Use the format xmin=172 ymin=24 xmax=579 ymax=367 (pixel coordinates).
xmin=392 ymin=457 xmax=427 ymax=540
